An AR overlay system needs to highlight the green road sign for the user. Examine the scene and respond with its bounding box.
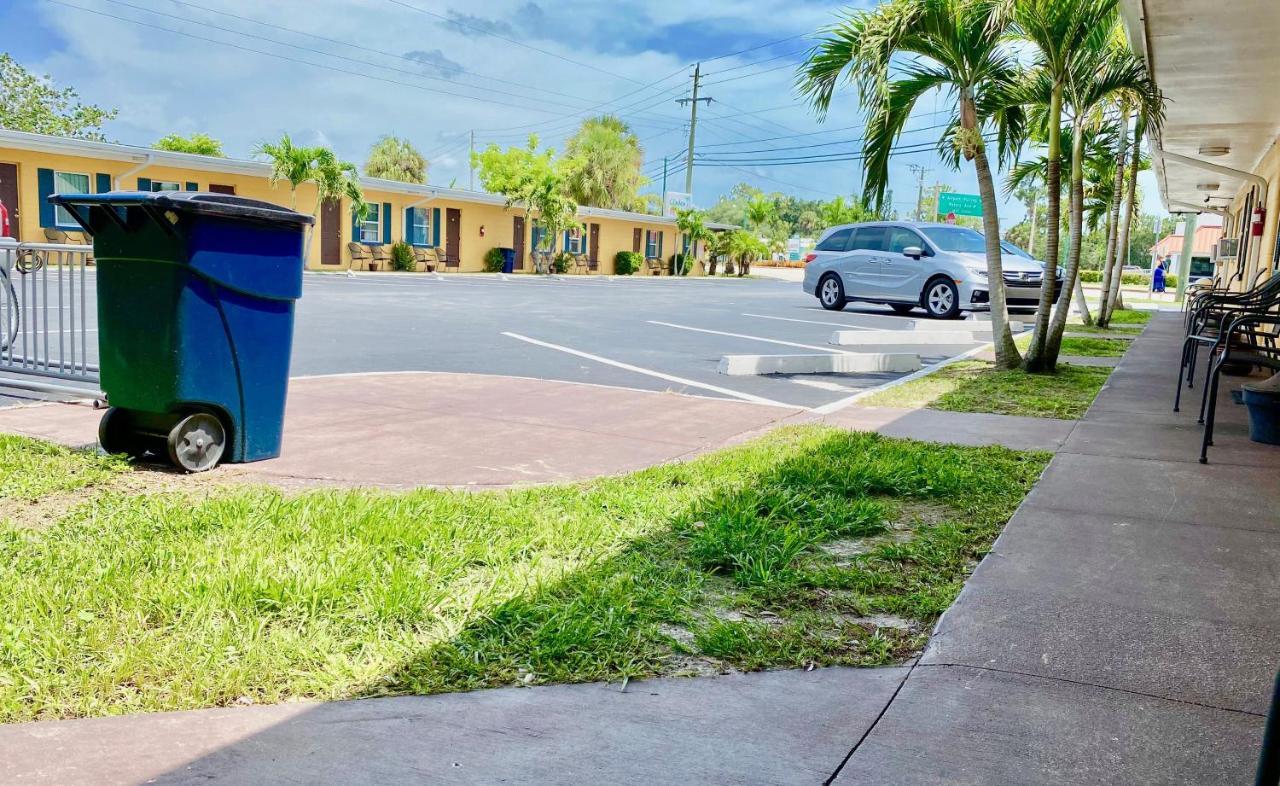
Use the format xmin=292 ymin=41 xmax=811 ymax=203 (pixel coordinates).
xmin=937 ymin=192 xmax=983 ymax=218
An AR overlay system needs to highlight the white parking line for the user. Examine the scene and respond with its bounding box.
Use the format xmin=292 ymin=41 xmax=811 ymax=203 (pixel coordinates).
xmin=742 ymin=313 xmax=873 ymax=330
xmin=647 ymin=320 xmax=846 ymax=354
xmin=501 ymin=332 xmax=794 ymax=409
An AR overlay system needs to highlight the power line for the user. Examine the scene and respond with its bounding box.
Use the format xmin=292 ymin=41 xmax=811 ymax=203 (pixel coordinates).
xmin=696 ymin=109 xmax=953 ymax=148
xmin=685 ymin=121 xmax=952 ymax=156
xmin=694 ymin=135 xmax=995 ymax=167
xmin=701 ymin=32 xmax=810 ymax=64
xmin=714 ymin=164 xmax=840 ymax=197
xmin=704 ymin=47 xmax=807 ymax=78
xmin=701 ymin=58 xmax=802 ymax=87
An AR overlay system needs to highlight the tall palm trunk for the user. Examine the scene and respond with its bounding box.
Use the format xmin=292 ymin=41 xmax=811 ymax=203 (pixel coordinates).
xmin=1097 ymin=108 xmax=1130 ymax=320
xmin=1024 ymin=85 xmax=1063 ymax=371
xmin=968 ymin=99 xmax=1019 ymax=369
xmin=1042 ymin=122 xmax=1088 ymax=367
xmin=1028 ymin=196 xmax=1038 ymax=258
xmin=1103 ymin=123 xmax=1143 ymax=325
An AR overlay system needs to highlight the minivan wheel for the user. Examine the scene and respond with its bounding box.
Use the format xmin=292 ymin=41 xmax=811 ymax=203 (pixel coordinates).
xmin=818 ymin=274 xmax=846 ymax=311
xmin=922 ymin=278 xmax=961 ymax=319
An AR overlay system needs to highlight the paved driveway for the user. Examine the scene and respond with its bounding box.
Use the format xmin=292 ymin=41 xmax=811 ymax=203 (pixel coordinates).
xmin=4 ymin=272 xmax=989 ymax=410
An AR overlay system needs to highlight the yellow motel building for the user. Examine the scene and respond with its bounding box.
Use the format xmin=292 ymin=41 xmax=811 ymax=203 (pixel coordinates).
xmin=1120 ymin=0 xmax=1279 ymax=294
xmin=0 ymin=128 xmax=697 ymax=275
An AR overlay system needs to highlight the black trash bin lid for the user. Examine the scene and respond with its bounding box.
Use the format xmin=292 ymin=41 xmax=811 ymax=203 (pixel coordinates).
xmin=49 ymin=191 xmax=315 ymax=227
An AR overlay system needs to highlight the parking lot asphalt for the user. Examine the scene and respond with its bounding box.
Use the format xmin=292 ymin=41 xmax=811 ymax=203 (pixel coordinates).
xmin=1 ymin=271 xmax=990 ymax=411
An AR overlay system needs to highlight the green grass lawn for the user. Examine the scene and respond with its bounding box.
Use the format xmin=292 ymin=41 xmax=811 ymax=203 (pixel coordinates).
xmin=0 ymin=427 xmax=1048 ymax=722
xmin=0 ymin=435 xmax=126 ymax=503
xmin=1015 ymin=334 xmax=1131 ymax=357
xmin=859 ymin=360 xmax=1113 ymax=419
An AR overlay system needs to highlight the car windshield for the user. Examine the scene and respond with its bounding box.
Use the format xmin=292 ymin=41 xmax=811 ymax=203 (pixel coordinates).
xmin=921 ymin=226 xmax=987 ymax=253
xmin=1000 ymin=240 xmax=1033 ymax=259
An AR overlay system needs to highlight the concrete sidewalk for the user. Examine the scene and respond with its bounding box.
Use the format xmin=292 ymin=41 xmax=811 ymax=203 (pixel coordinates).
xmin=835 ymin=311 xmax=1278 ymax=783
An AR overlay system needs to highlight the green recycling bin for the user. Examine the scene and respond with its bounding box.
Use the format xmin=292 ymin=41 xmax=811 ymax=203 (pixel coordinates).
xmin=50 ymin=191 xmax=313 ymax=472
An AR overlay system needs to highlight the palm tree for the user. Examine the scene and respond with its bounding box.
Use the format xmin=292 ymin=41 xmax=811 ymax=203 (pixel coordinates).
xmin=562 ymin=116 xmax=647 ymax=211
xmin=364 ymin=136 xmax=428 ymax=184
xmin=675 ymin=208 xmax=713 ymax=275
xmin=1000 ymin=0 xmax=1122 ymax=371
xmin=745 ymin=197 xmax=774 ymax=233
xmin=256 ymin=134 xmax=365 ymax=261
xmin=1098 ymin=115 xmax=1149 ymax=325
xmin=1040 ymin=36 xmax=1159 ymax=364
xmin=254 ymin=133 xmax=317 ymax=210
xmin=800 ymin=0 xmax=1025 ymax=369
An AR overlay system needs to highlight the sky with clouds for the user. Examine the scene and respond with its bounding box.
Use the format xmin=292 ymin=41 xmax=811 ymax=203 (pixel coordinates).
xmin=4 ymin=0 xmax=1167 ymax=230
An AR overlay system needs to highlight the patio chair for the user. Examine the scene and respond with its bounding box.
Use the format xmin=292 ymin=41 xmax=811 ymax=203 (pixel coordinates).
xmin=531 ymin=250 xmax=552 ymax=275
xmin=441 ymin=246 xmax=460 ymax=271
xmin=644 ymin=256 xmax=664 ymax=276
xmin=369 ymin=244 xmax=391 ymax=271
xmin=571 ymin=253 xmax=590 ymax=274
xmin=347 ymin=243 xmax=372 ymax=271
xmin=1195 ymin=303 xmax=1280 ymax=462
xmin=412 ymin=246 xmax=435 ymax=272
xmin=1176 ymin=272 xmax=1280 ymax=399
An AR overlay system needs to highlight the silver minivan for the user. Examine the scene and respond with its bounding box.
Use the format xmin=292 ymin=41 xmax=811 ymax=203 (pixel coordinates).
xmin=802 ymin=221 xmax=1060 ymax=318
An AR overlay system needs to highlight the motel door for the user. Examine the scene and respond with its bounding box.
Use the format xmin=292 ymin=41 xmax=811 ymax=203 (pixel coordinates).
xmin=589 ymin=223 xmax=600 ymax=271
xmin=446 ymin=208 xmax=461 ymax=266
xmin=513 ymin=215 xmax=526 ymax=270
xmin=320 ymin=198 xmax=342 ymax=265
xmin=0 ymin=162 xmax=20 ymax=240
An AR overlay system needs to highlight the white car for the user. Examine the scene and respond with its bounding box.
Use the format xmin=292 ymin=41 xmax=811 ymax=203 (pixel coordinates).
xmin=803 ymin=222 xmax=1060 ymax=318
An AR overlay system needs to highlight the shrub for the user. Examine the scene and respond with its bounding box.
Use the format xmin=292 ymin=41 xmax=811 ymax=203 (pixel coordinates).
xmin=483 ymin=247 xmax=506 ymax=273
xmin=389 ymin=241 xmax=416 ymax=272
xmin=552 ymin=252 xmax=572 ymax=274
xmin=668 ymin=252 xmax=691 ymax=276
xmin=614 ymin=251 xmax=642 ymax=275
xmin=1079 ymin=269 xmax=1101 ymax=283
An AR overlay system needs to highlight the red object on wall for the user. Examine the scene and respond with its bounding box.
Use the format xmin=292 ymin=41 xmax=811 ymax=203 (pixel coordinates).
xmin=1252 ymin=205 xmax=1266 ymax=237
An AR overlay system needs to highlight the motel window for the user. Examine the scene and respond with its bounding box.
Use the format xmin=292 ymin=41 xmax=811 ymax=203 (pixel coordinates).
xmin=645 ymin=229 xmax=662 ymax=258
xmin=359 ymin=205 xmax=382 ymax=244
xmin=566 ymin=226 xmax=584 ymax=253
xmin=409 ymin=207 xmax=431 ymax=246
xmin=531 ymin=220 xmax=546 ymax=250
xmin=150 ymin=180 xmax=181 ymax=192
xmin=53 ymin=171 xmax=90 ymax=227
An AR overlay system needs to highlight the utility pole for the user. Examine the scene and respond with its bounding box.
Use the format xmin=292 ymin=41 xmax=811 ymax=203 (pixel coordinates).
xmin=660 ymin=157 xmax=669 ymax=215
xmin=676 ymin=63 xmax=713 ymax=199
xmin=908 ymin=164 xmax=930 ymax=221
xmin=469 ymin=130 xmax=475 ymax=191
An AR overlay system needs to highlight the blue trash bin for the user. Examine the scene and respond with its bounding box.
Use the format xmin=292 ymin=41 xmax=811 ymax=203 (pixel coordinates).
xmin=50 ymin=191 xmax=313 ymax=472
xmin=500 ymin=247 xmax=516 ymax=274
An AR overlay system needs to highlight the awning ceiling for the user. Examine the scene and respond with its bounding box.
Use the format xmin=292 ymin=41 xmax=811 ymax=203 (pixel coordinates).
xmin=1120 ymin=0 xmax=1280 ymax=212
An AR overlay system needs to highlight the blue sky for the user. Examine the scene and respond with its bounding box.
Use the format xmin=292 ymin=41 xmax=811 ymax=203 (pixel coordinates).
xmin=8 ymin=0 xmax=1165 ymax=229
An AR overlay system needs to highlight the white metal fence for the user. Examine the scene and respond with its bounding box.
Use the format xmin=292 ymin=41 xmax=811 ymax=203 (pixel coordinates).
xmin=0 ymin=238 xmax=101 ymax=399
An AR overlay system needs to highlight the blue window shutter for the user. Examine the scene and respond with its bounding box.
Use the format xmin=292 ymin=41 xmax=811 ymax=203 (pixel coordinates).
xmin=184 ymin=181 xmax=198 ymax=191
xmin=37 ymin=168 xmax=55 ymax=228
xmin=352 ymin=206 xmax=360 ymax=244
xmin=405 ymin=207 xmax=415 ymax=244
xmin=563 ymin=230 xmax=569 ymax=251
xmin=432 ymin=207 xmax=441 ymax=247
xmin=137 ymin=177 xmax=152 ymax=192
xmin=381 ymin=202 xmax=392 ymax=244
xmin=95 ymin=173 xmax=111 ymax=193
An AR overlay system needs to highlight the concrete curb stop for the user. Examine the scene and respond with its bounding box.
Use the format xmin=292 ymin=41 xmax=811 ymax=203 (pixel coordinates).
xmin=717 ymin=353 xmax=921 ymax=376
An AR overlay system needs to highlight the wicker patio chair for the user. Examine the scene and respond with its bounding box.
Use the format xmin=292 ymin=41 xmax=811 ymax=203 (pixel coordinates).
xmin=347 ymin=243 xmax=372 ymax=270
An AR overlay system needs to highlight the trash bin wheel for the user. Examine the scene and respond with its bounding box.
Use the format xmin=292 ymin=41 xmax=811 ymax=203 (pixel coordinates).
xmin=167 ymin=412 xmax=226 ymax=473
xmin=98 ymin=407 xmax=148 ymax=458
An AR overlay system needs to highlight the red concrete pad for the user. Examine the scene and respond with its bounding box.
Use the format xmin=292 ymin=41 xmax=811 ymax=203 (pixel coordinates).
xmin=0 ymin=373 xmax=801 ymax=488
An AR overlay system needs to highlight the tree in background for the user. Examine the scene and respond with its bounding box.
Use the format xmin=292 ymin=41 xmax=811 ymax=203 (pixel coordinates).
xmin=801 ymin=0 xmax=1026 ymax=370
xmin=0 ymin=54 xmax=116 ymax=141
xmin=746 ymin=196 xmax=775 ymax=233
xmin=562 ymin=116 xmax=647 ymax=212
xmin=472 ymin=135 xmax=578 ymax=269
xmin=674 ymin=208 xmax=713 ymax=275
xmin=797 ymin=210 xmax=822 ymax=237
xmin=153 ymin=132 xmax=224 ymax=157
xmin=364 ymin=136 xmax=428 ymax=184
xmin=726 ymin=229 xmax=767 ymax=276
xmin=254 ymin=134 xmax=364 ymax=260
xmin=1011 ymin=182 xmax=1044 ymax=256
